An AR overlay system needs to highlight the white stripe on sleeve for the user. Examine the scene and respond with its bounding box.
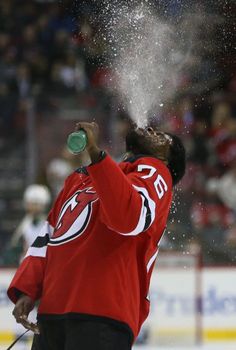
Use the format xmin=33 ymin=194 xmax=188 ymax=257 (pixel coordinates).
xmin=25 ymin=221 xmax=54 ymax=258
xmin=118 ymin=185 xmax=156 ymax=236
xmin=26 ymin=246 xmax=47 ymax=258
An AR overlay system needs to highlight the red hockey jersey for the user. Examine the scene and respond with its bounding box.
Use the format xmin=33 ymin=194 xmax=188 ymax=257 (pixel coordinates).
xmin=8 ymin=154 xmax=172 ymax=339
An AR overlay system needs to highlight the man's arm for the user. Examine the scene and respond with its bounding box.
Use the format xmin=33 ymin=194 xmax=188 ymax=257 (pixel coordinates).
xmin=88 ymin=154 xmax=153 ymax=234
xmin=78 ymin=122 xmax=172 ymax=235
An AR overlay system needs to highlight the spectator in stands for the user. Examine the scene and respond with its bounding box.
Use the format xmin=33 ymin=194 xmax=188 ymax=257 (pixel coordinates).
xmin=207 ymin=162 xmax=236 ymax=213
xmin=11 ymin=184 xmax=51 ymax=262
xmin=209 ymin=102 xmax=236 ymax=165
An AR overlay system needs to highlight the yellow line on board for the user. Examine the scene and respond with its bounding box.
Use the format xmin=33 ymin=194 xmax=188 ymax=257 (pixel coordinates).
xmin=204 ymin=329 xmax=236 ymax=341
xmin=152 ymin=328 xmax=236 ymax=341
xmin=0 ymin=332 xmax=14 ymax=343
xmin=0 ymin=332 xmax=32 ymax=344
xmin=1 ymin=329 xmax=236 ymax=343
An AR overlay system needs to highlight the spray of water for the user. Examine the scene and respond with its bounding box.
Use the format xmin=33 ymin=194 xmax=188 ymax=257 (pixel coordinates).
xmin=99 ymin=1 xmax=195 ymax=127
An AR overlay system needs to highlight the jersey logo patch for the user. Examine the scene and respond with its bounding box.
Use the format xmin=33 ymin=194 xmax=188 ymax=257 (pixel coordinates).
xmin=49 ymin=188 xmax=97 ymax=245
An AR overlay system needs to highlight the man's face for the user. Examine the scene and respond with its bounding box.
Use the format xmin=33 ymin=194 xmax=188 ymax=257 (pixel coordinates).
xmin=126 ymin=126 xmax=172 ymax=163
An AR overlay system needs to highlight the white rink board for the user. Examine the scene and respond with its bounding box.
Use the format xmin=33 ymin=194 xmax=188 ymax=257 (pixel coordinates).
xmin=0 ymin=269 xmax=36 ymax=347
xmin=202 ymin=268 xmax=236 ymax=329
xmin=147 ymin=268 xmax=197 ymax=345
xmin=0 ymin=269 xmax=25 ymax=333
xmin=146 ymin=267 xmax=236 ymax=344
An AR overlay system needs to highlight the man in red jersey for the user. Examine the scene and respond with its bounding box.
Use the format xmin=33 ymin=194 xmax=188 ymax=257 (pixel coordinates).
xmin=8 ymin=122 xmax=186 ymax=350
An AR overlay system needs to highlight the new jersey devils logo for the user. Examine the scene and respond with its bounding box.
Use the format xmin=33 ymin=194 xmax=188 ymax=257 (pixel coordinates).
xmin=49 ymin=188 xmax=97 ymax=245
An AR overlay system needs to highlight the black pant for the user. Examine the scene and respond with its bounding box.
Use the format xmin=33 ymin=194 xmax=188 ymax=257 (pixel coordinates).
xmin=31 ymin=319 xmax=132 ymax=350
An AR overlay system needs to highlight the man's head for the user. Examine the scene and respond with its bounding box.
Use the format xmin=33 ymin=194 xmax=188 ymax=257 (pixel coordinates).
xmin=125 ymin=126 xmax=186 ymax=186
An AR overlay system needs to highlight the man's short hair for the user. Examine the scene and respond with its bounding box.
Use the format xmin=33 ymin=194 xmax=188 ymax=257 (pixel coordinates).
xmin=166 ymin=133 xmax=186 ymax=186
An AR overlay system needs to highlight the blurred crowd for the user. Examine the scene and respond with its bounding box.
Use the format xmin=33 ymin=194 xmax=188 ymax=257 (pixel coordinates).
xmin=159 ymin=95 xmax=236 ymax=265
xmin=0 ymin=0 xmax=113 ymax=140
xmin=0 ymin=0 xmax=236 ymax=266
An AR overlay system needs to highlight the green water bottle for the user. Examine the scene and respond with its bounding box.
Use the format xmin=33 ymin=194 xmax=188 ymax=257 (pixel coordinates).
xmin=67 ymin=130 xmax=87 ymax=154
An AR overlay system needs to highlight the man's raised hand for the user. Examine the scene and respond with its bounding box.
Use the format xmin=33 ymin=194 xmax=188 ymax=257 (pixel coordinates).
xmin=75 ymin=122 xmax=102 ymax=163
